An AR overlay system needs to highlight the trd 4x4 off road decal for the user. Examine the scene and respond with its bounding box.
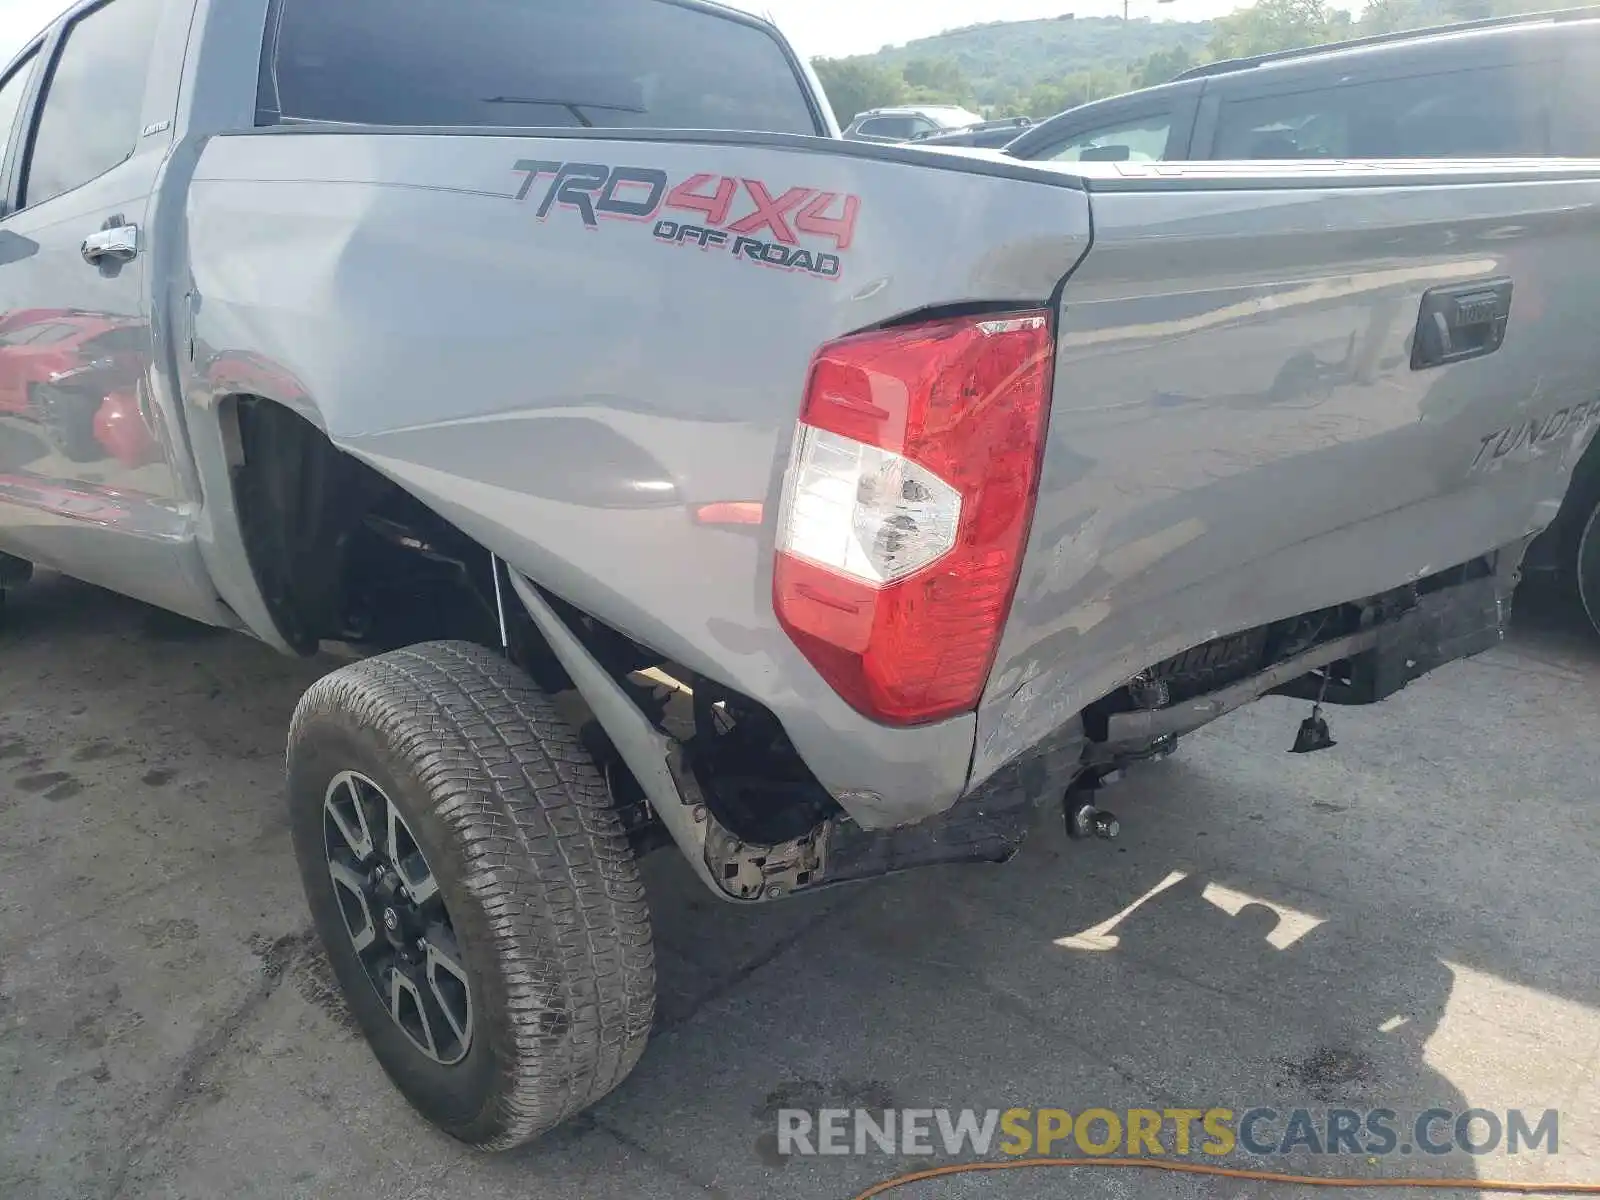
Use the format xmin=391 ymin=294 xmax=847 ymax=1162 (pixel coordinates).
xmin=512 ymin=160 xmax=859 ymax=281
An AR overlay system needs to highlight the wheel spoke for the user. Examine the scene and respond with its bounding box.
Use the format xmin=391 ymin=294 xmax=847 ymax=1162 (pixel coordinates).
xmin=327 ymin=860 xmax=377 ymax=953
xmin=324 ymin=772 xmax=376 ymax=862
xmin=390 ymin=968 xmax=438 ymax=1060
xmin=385 ymin=797 xmax=439 ymax=906
xmin=324 ymin=766 xmax=469 ymax=1064
xmin=424 ymin=936 xmax=473 ymax=1048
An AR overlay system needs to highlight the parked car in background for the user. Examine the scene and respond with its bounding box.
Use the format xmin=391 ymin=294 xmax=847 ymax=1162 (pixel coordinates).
xmin=1004 ymin=4 xmax=1600 ymax=633
xmin=840 ymin=104 xmax=985 ymax=142
xmin=1006 ymin=7 xmax=1600 ymax=165
xmin=909 ymin=115 xmax=1034 ymax=149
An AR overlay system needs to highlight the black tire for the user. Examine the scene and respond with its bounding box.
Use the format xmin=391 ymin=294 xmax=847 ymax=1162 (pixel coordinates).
xmin=287 ymin=641 xmax=655 ymax=1150
xmin=1578 ymin=498 xmax=1600 ymax=638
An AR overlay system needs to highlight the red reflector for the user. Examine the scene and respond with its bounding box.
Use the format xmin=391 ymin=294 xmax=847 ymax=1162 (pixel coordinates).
xmin=774 ymin=311 xmax=1053 ymax=725
xmin=693 ymin=501 xmax=765 ymax=526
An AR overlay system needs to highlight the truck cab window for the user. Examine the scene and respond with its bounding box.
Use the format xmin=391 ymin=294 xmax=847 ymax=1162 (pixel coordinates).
xmin=0 ymin=52 xmax=37 ymax=177
xmin=21 ymin=0 xmax=163 ymax=208
xmin=1042 ymin=113 xmax=1173 ymax=162
xmin=260 ymin=0 xmax=820 ymax=135
xmin=1212 ymin=66 xmax=1544 ymax=159
xmin=856 ymin=116 xmax=920 ymax=139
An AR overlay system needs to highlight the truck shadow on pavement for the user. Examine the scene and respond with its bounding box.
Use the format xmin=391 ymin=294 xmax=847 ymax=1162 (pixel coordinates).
xmin=2 ymin=573 xmax=1597 ymax=1198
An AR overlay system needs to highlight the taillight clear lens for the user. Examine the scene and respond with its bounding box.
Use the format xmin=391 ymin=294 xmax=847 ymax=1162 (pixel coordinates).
xmin=774 ymin=311 xmax=1053 ymax=726
xmin=777 ymin=426 xmax=962 ymax=584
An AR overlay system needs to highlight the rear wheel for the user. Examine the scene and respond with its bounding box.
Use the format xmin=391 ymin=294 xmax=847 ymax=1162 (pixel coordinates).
xmin=1578 ymin=498 xmax=1600 ymax=638
xmin=287 ymin=640 xmax=655 ymax=1149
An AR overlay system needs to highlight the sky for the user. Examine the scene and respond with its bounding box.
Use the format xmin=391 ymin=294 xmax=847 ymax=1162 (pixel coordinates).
xmin=1 ymin=0 xmax=1271 ymax=67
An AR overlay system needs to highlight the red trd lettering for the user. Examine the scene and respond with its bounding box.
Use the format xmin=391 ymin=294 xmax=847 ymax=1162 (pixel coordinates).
xmin=727 ymin=180 xmax=814 ymax=246
xmin=794 ymin=192 xmax=861 ymax=251
xmin=665 ymin=173 xmax=738 ymax=227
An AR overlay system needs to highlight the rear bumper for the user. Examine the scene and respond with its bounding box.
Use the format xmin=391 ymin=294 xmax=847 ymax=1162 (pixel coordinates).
xmin=1102 ymin=555 xmax=1515 ymax=754
xmin=528 ymin=544 xmax=1520 ymax=905
xmin=959 ymin=543 xmax=1524 ymax=830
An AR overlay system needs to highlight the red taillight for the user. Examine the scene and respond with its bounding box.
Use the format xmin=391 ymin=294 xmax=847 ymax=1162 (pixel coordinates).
xmin=773 ymin=311 xmax=1053 ymax=725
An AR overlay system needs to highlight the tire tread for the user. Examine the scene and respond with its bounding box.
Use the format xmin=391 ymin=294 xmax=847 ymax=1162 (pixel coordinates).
xmin=289 ymin=640 xmax=654 ymax=1150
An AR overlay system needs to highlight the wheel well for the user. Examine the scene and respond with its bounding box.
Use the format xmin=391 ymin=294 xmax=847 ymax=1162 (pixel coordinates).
xmin=1565 ymin=434 xmax=1600 ymax=537
xmin=225 ymin=395 xmax=840 ymax=847
xmin=1536 ymin=438 xmax=1600 ymax=579
xmin=229 ymin=396 xmax=381 ymax=655
xmin=229 ymin=395 xmax=568 ymax=674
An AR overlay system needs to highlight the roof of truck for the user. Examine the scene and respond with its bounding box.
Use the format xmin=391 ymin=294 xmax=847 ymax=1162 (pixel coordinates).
xmin=855 ymin=105 xmax=987 ymax=120
xmin=1176 ymin=4 xmax=1600 ymax=79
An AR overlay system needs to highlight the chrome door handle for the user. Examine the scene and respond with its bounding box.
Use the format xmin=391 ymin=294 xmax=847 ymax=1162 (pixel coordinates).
xmin=81 ymin=224 xmax=139 ymax=265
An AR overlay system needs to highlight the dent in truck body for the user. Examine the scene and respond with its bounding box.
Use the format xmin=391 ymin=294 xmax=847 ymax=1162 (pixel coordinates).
xmin=182 ymin=129 xmax=1095 ymax=828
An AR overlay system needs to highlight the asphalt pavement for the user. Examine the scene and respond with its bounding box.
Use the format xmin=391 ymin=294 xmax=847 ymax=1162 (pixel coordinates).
xmin=2 ymin=572 xmax=1598 ymax=1200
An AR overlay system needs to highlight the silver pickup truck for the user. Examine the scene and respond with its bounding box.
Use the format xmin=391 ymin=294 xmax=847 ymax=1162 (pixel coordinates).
xmin=2 ymin=0 xmax=1598 ymax=1152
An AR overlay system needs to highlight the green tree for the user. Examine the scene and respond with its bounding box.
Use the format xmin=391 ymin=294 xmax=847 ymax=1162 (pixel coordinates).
xmin=1134 ymin=44 xmax=1195 ymax=87
xmin=902 ymin=57 xmax=973 ymax=102
xmin=1026 ymin=67 xmax=1130 ymax=118
xmin=1207 ymin=0 xmax=1354 ymax=60
xmin=810 ymin=58 xmax=907 ymax=123
xmin=1357 ymin=0 xmax=1427 ymax=34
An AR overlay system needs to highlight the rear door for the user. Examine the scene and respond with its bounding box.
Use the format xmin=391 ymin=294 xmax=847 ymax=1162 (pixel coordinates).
xmin=0 ymin=0 xmax=224 ymax=619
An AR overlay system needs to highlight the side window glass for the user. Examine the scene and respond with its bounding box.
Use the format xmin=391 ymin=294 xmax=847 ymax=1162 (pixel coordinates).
xmin=22 ymin=0 xmax=164 ymax=208
xmin=1044 ymin=113 xmax=1173 ymax=162
xmin=860 ymin=116 xmax=913 ymax=139
xmin=0 ymin=52 xmax=38 ymax=177
xmin=1213 ymin=66 xmax=1544 ymax=159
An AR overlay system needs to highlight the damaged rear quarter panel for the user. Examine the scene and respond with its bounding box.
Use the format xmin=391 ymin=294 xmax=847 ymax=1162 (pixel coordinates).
xmin=184 ymin=130 xmax=1093 ymax=827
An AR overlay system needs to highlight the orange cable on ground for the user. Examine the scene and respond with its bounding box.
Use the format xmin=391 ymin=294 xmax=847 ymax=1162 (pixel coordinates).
xmin=849 ymin=1157 xmax=1600 ymax=1198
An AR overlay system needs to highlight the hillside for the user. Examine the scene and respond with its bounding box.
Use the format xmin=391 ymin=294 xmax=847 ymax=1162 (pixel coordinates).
xmin=812 ymin=14 xmax=1214 ymax=121
xmin=871 ymin=16 xmax=1214 ymax=105
xmin=809 ymin=0 xmax=1561 ymax=122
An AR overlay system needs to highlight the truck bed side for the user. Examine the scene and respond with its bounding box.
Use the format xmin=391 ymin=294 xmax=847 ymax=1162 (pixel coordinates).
xmin=182 ymin=137 xmax=1600 ymax=825
xmin=980 ymin=162 xmax=1600 ymax=781
xmin=181 ymin=129 xmax=1093 ymax=823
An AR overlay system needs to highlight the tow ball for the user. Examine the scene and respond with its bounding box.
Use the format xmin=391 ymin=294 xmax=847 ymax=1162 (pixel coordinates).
xmin=1064 ymin=771 xmax=1122 ymax=841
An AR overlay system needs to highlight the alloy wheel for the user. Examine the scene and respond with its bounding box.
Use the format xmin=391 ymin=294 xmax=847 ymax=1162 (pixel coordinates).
xmin=322 ymin=770 xmax=473 ymax=1065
